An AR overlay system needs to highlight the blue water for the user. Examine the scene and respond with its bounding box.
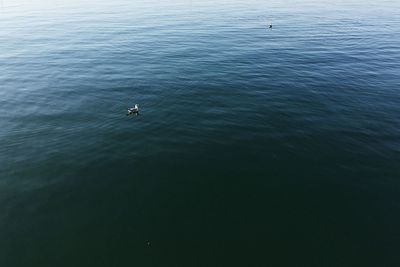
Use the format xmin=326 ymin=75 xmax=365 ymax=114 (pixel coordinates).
xmin=1 ymin=0 xmax=400 ymax=266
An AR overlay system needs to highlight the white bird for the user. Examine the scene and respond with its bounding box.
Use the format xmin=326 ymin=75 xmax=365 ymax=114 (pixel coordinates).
xmin=127 ymin=104 xmax=139 ymax=115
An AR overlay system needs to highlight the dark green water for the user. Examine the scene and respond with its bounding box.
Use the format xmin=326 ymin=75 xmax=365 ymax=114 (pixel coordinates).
xmin=1 ymin=0 xmax=400 ymax=266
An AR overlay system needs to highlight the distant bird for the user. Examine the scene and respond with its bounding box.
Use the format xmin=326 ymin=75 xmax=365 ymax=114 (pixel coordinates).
xmin=269 ymin=24 xmax=272 ymax=29
xmin=127 ymin=104 xmax=139 ymax=115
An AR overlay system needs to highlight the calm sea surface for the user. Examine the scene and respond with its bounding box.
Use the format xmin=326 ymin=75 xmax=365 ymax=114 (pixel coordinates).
xmin=1 ymin=0 xmax=400 ymax=266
